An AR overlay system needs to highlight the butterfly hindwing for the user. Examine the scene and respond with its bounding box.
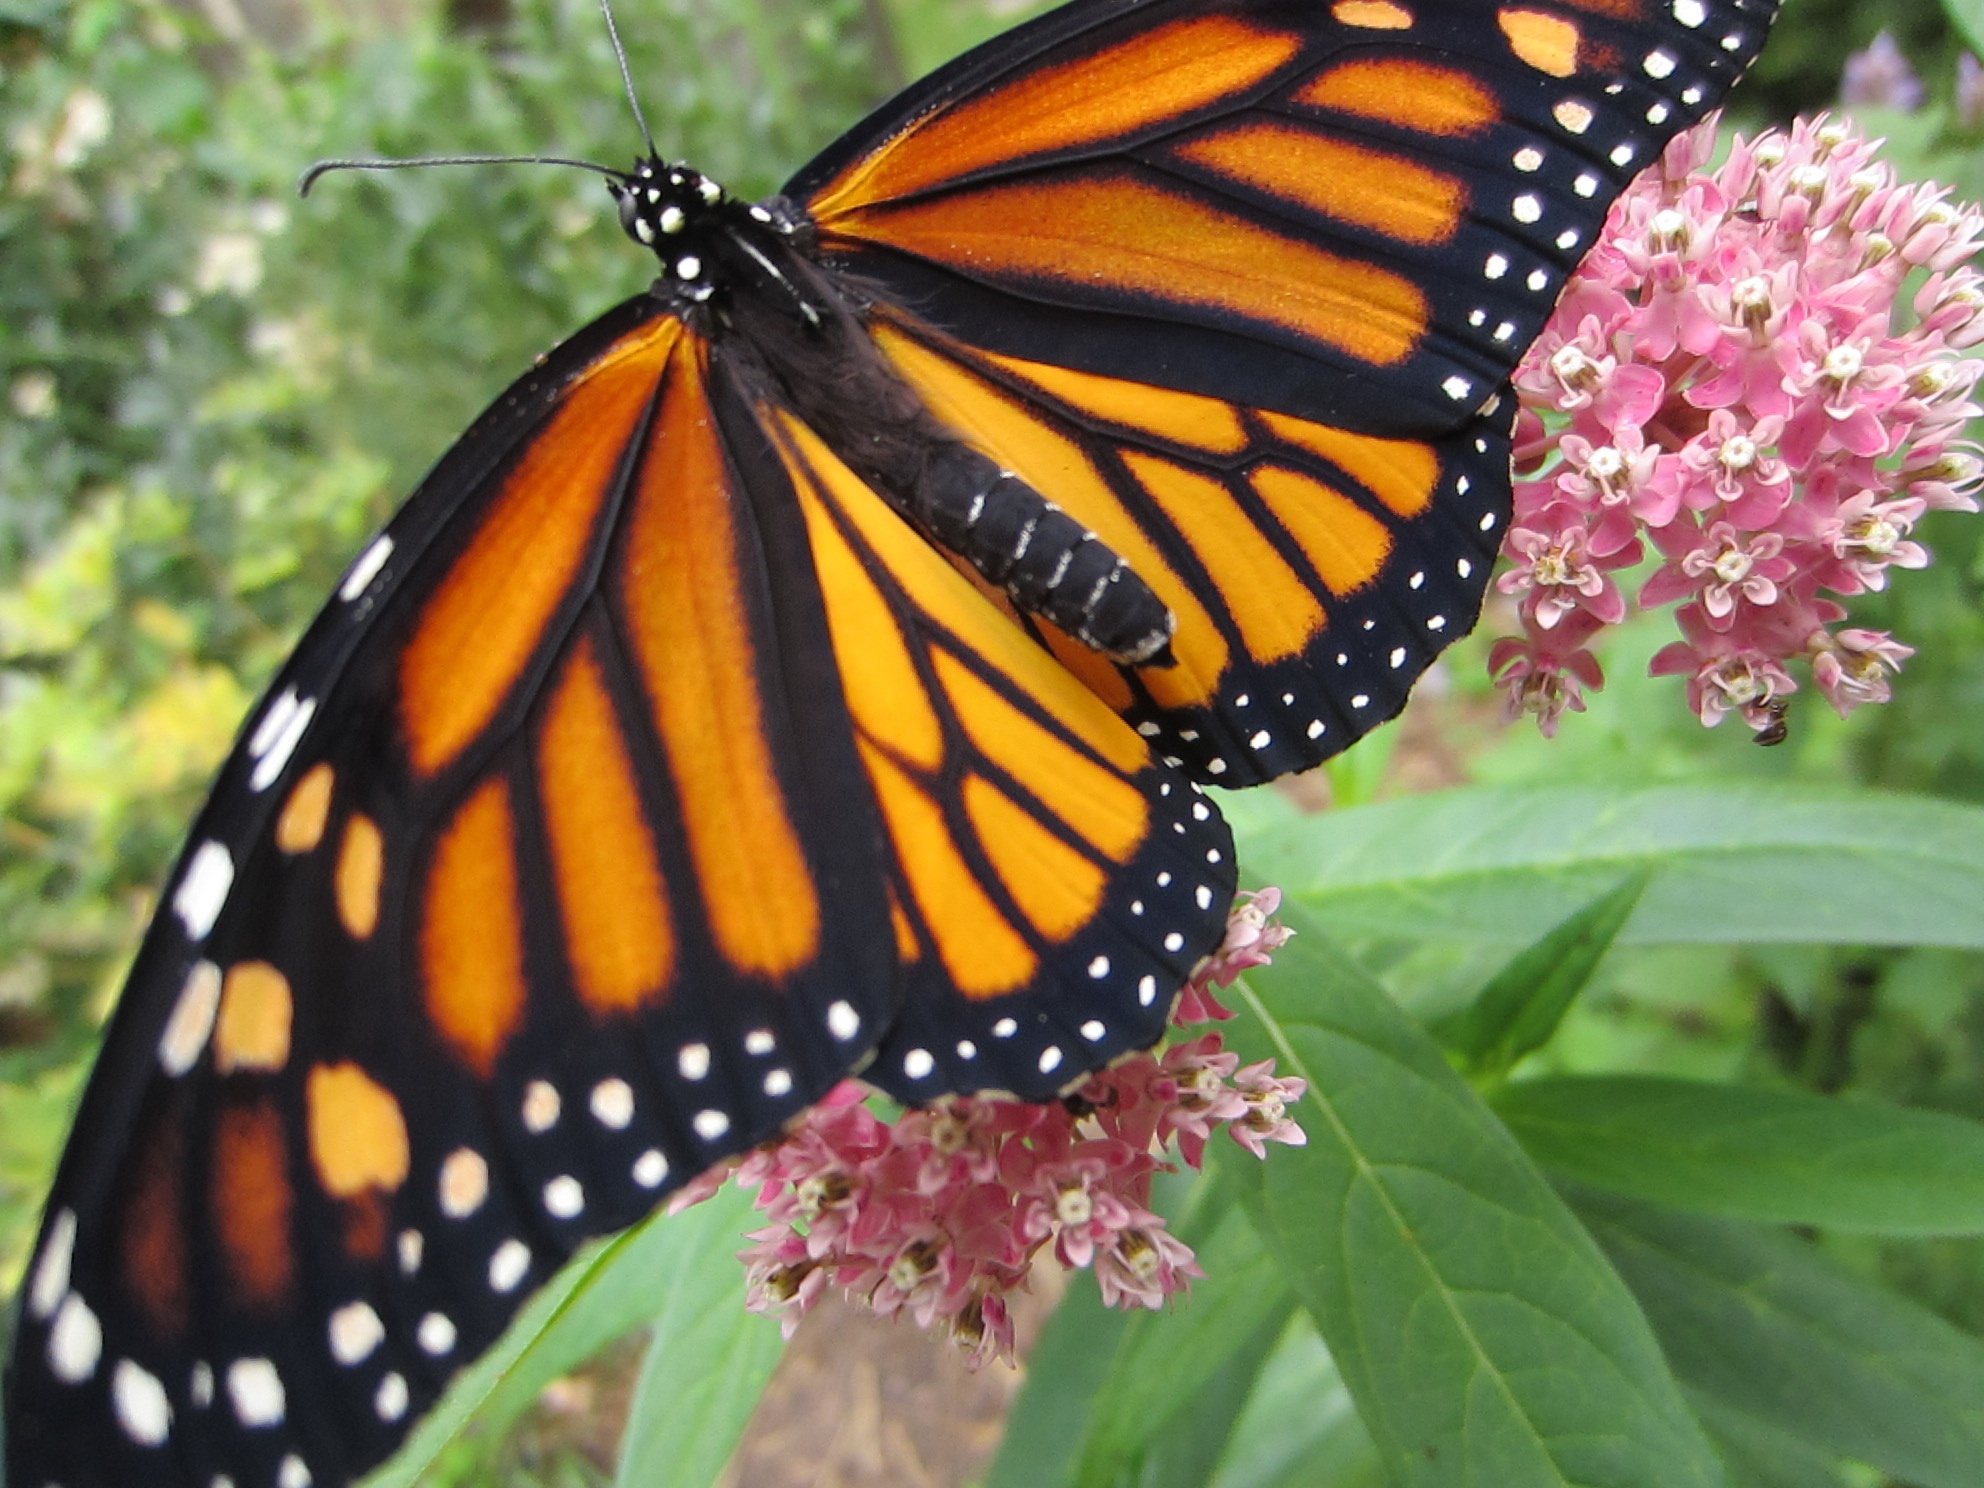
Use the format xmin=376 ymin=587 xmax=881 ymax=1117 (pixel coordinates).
xmin=759 ymin=408 xmax=1236 ymax=1100
xmin=868 ymin=307 xmax=1515 ymax=783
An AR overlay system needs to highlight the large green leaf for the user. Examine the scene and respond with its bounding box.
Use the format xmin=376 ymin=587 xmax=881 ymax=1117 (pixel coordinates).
xmin=1685 ymin=1391 xmax=1850 ymax=1488
xmin=1239 ymin=784 xmax=1984 ymax=948
xmin=1499 ymin=1075 xmax=1984 ymax=1234
xmin=1573 ymin=1189 xmax=1984 ymax=1488
xmin=1224 ymin=903 xmax=1722 ymax=1488
xmin=613 ymin=1190 xmax=785 ymax=1488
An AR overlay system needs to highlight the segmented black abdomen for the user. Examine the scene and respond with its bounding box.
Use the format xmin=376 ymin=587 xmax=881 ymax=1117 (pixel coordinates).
xmin=912 ymin=444 xmax=1172 ymax=664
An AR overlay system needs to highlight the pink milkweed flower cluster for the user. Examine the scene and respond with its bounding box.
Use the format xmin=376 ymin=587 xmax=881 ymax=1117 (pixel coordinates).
xmin=1493 ymin=113 xmax=1984 ymax=739
xmin=671 ymin=890 xmax=1302 ymax=1366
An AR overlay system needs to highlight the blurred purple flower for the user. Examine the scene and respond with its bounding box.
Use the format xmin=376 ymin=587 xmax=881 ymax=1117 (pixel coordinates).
xmin=1841 ymin=31 xmax=1926 ymax=112
xmin=1958 ymin=53 xmax=1984 ymax=131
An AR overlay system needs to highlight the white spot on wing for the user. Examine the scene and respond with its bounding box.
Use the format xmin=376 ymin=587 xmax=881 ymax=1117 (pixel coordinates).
xmin=591 ymin=1078 xmax=635 ymax=1128
xmin=544 ymin=1176 xmax=585 ymax=1219
xmin=633 ymin=1149 xmax=669 ymax=1188
xmin=488 ymin=1239 xmax=532 ymax=1293
xmin=678 ymin=1042 xmax=711 ymax=1081
xmin=521 ymin=1080 xmax=560 ymax=1133
xmin=29 ymin=1209 xmax=77 ymax=1320
xmin=340 ymin=535 xmax=394 ymax=601
xmin=158 ymin=960 xmax=222 ymax=1077
xmin=173 ymin=842 xmax=234 ymax=940
xmin=827 ymin=1001 xmax=861 ymax=1040
xmin=418 ymin=1313 xmax=457 ymax=1356
xmin=248 ymin=695 xmax=315 ymax=792
xmin=48 ymin=1292 xmax=102 ymax=1382
xmin=328 ymin=1302 xmax=383 ymax=1366
xmin=904 ymin=1048 xmax=935 ymax=1079
xmin=375 ymin=1372 xmax=409 ymax=1422
xmin=114 ymin=1359 xmax=172 ymax=1444
xmin=228 ymin=1357 xmax=286 ymax=1427
xmin=438 ymin=1148 xmax=489 ymax=1219
xmin=693 ymin=1109 xmax=731 ymax=1140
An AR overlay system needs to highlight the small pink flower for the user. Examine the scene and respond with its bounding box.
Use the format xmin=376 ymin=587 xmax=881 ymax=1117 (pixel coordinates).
xmin=1811 ymin=628 xmax=1915 ymax=714
xmin=1498 ymin=521 xmax=1628 ymax=628
xmin=1815 ymin=492 xmax=1929 ymax=591
xmin=1642 ymin=520 xmax=1793 ymax=624
xmin=1488 ymin=609 xmax=1607 ymax=739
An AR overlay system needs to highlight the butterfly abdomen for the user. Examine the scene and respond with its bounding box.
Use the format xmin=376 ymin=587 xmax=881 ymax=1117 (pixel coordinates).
xmin=717 ymin=219 xmax=1175 ymax=665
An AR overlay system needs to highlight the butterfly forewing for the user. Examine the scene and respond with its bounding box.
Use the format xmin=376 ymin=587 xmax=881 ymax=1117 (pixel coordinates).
xmin=797 ymin=0 xmax=1775 ymax=435
xmin=6 ymin=309 xmax=905 ymax=1488
xmin=792 ymin=0 xmax=1775 ymax=779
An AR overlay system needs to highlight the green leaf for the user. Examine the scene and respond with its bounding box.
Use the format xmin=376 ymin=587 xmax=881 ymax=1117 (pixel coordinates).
xmin=1497 ymin=1076 xmax=1984 ymax=1235
xmin=1434 ymin=869 xmax=1650 ymax=1075
xmin=1072 ymin=1171 xmax=1295 ymax=1488
xmin=1686 ymin=1391 xmax=1851 ymax=1488
xmin=1572 ymin=1188 xmax=1984 ymax=1488
xmin=983 ymin=1266 xmax=1130 ymax=1488
xmin=1224 ymin=903 xmax=1723 ymax=1488
xmin=359 ymin=1185 xmax=767 ymax=1488
xmin=1239 ymin=783 xmax=1984 ymax=949
xmin=613 ymin=1190 xmax=785 ymax=1488
xmin=1208 ymin=1318 xmax=1379 ymax=1488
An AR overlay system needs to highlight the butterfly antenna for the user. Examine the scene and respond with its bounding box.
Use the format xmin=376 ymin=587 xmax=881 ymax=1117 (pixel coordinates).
xmin=299 ymin=154 xmax=630 ymax=196
xmin=598 ymin=0 xmax=660 ymax=161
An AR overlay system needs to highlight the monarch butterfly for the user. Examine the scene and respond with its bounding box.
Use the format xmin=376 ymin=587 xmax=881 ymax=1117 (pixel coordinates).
xmin=7 ymin=0 xmax=1777 ymax=1481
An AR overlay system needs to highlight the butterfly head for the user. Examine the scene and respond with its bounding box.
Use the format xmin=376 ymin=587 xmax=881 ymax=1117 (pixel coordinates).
xmin=611 ymin=158 xmax=741 ymax=300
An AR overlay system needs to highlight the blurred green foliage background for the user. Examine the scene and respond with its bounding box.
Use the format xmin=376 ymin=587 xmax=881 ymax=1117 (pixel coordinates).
xmin=6 ymin=0 xmax=1984 ymax=1480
